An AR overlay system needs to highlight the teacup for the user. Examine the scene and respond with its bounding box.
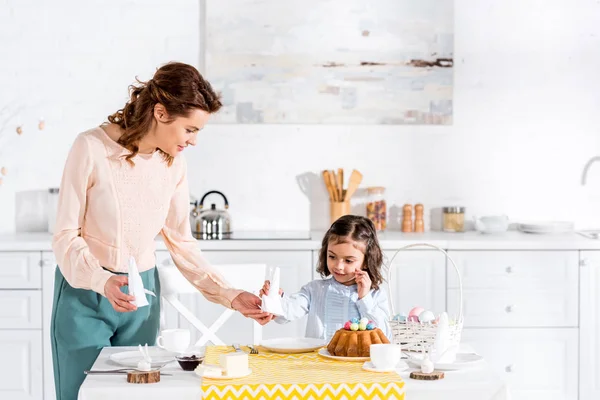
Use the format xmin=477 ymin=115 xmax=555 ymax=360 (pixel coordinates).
xmin=370 ymin=343 xmax=401 ymax=370
xmin=156 ymin=329 xmax=190 ymax=353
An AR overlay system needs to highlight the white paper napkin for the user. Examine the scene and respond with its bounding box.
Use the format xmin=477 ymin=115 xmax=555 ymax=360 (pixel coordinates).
xmin=127 ymin=256 xmax=156 ymax=308
xmin=261 ymin=266 xmax=284 ymax=316
xmin=431 ymin=312 xmax=457 ymax=364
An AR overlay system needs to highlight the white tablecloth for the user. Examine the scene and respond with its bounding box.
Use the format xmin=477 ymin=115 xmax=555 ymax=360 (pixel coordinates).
xmin=78 ymin=346 xmax=510 ymax=400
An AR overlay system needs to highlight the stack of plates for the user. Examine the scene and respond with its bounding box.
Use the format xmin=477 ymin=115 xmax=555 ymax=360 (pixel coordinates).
xmin=518 ymin=221 xmax=574 ymax=234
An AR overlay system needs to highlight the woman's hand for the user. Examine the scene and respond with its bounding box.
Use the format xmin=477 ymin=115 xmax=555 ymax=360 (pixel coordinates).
xmin=259 ymin=280 xmax=283 ymax=297
xmin=355 ymin=269 xmax=372 ymax=300
xmin=104 ymin=275 xmax=137 ymax=312
xmin=232 ymin=291 xmax=275 ymax=325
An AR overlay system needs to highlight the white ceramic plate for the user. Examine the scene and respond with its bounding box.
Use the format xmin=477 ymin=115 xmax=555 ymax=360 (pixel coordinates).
xmin=109 ymin=348 xmax=177 ymax=368
xmin=362 ymin=361 xmax=409 ymax=373
xmin=518 ymin=221 xmax=574 ymax=234
xmin=405 ymin=353 xmax=484 ymax=371
xmin=260 ymin=337 xmax=326 ymax=354
xmin=196 ymin=368 xmax=252 ymax=380
xmin=317 ymin=348 xmax=370 ymax=362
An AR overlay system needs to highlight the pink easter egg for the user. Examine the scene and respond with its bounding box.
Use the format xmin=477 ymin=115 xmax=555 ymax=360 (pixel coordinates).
xmin=408 ymin=306 xmax=424 ymax=322
xmin=344 ymin=321 xmax=352 ymax=330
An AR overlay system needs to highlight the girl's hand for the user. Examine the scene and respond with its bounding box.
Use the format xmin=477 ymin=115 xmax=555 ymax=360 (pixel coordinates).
xmin=355 ymin=269 xmax=372 ymax=300
xmin=104 ymin=275 xmax=137 ymax=312
xmin=259 ymin=280 xmax=283 ymax=297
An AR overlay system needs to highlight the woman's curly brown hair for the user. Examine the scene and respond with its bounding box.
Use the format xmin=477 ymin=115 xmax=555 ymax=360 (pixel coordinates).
xmin=316 ymin=215 xmax=384 ymax=289
xmin=107 ymin=61 xmax=222 ymax=166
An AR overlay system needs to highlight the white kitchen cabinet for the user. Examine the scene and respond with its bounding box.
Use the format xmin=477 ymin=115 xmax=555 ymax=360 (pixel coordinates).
xmin=580 ymin=250 xmax=600 ymax=400
xmin=462 ymin=328 xmax=578 ymax=400
xmin=0 ymin=330 xmax=43 ymax=400
xmin=383 ymin=249 xmax=446 ymax=316
xmin=448 ymin=286 xmax=577 ymax=328
xmin=447 ymin=251 xmax=578 ymax=289
xmin=155 ymin=250 xmax=313 ymax=345
xmin=41 ymin=253 xmax=56 ymax=400
xmin=0 ymin=291 xmax=42 ymax=329
xmin=448 ymin=251 xmax=578 ymax=328
xmin=0 ymin=252 xmax=42 ymax=289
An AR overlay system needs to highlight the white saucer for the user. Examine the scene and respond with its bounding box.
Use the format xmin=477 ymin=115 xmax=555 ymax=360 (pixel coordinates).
xmin=195 ymin=368 xmax=252 ymax=380
xmin=362 ymin=361 xmax=409 ymax=373
xmin=405 ymin=353 xmax=484 ymax=371
xmin=109 ymin=349 xmax=177 ymax=368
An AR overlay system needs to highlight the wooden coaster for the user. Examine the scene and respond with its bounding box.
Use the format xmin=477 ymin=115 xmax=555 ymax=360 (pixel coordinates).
xmin=126 ymin=370 xmax=160 ymax=384
xmin=410 ymin=371 xmax=445 ymax=380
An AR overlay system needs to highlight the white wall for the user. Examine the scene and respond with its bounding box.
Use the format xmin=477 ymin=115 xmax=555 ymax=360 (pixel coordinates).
xmin=0 ymin=0 xmax=599 ymax=234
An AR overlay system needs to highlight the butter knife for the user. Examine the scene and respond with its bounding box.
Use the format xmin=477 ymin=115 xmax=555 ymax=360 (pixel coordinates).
xmin=232 ymin=343 xmax=245 ymax=353
xmin=84 ymin=369 xmax=172 ymax=376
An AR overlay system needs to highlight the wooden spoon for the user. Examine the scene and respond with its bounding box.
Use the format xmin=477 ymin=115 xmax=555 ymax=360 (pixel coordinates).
xmin=344 ymin=169 xmax=363 ymax=201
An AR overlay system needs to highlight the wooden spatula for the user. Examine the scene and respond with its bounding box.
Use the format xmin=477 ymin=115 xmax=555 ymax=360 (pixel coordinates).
xmin=337 ymin=168 xmax=344 ymax=201
xmin=322 ymin=170 xmax=335 ymax=201
xmin=328 ymin=170 xmax=339 ymax=202
xmin=344 ymin=169 xmax=363 ymax=201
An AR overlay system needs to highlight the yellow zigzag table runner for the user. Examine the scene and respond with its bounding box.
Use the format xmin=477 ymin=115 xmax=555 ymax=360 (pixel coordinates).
xmin=200 ymin=346 xmax=405 ymax=400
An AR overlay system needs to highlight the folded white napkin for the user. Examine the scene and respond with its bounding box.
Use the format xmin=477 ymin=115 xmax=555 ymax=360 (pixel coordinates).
xmin=430 ymin=312 xmax=457 ymax=364
xmin=261 ymin=266 xmax=284 ymax=316
xmin=127 ymin=256 xmax=156 ymax=308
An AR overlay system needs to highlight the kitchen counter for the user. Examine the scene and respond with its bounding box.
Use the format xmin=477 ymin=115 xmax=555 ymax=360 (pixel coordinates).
xmin=0 ymin=230 xmax=599 ymax=251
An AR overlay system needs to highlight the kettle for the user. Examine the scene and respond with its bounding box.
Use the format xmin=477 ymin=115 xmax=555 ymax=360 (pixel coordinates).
xmin=191 ymin=191 xmax=232 ymax=240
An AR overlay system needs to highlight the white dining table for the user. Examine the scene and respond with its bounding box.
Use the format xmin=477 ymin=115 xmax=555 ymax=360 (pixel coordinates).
xmin=78 ymin=345 xmax=511 ymax=400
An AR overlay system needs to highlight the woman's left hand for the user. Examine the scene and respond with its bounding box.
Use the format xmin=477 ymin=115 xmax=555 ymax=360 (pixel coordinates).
xmin=232 ymin=291 xmax=275 ymax=325
xmin=355 ymin=269 xmax=372 ymax=299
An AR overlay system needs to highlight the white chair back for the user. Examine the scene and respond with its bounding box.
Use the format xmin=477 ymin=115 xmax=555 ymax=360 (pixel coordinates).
xmin=158 ymin=263 xmax=266 ymax=346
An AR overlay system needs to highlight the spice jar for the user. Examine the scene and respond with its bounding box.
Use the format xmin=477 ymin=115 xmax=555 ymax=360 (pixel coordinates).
xmin=366 ymin=187 xmax=387 ymax=231
xmin=443 ymin=207 xmax=466 ymax=232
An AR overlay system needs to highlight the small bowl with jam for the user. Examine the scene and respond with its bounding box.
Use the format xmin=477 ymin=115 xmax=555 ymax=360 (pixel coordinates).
xmin=176 ymin=354 xmax=204 ymax=371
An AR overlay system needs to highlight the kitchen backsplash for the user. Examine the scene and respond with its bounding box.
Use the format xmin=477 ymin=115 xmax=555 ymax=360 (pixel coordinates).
xmin=1 ymin=0 xmax=599 ymax=233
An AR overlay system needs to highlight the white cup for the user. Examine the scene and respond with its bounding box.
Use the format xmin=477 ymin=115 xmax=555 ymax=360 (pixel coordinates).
xmin=156 ymin=329 xmax=190 ymax=353
xmin=370 ymin=343 xmax=401 ymax=370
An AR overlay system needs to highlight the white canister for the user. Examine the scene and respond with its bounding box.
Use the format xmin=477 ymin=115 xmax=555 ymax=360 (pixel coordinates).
xmin=47 ymin=188 xmax=59 ymax=234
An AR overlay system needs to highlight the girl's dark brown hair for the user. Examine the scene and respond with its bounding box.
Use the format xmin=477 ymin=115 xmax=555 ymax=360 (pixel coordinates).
xmin=107 ymin=62 xmax=222 ymax=166
xmin=317 ymin=215 xmax=384 ymax=289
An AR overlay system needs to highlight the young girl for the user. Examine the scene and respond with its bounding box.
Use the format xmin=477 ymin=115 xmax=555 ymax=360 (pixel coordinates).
xmin=261 ymin=215 xmax=391 ymax=341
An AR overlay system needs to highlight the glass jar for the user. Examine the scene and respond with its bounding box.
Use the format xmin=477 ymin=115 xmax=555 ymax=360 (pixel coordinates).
xmin=443 ymin=206 xmax=465 ymax=232
xmin=366 ymin=187 xmax=387 ymax=231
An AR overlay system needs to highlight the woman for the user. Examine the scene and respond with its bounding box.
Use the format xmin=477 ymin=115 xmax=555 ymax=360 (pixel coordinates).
xmin=51 ymin=62 xmax=272 ymax=400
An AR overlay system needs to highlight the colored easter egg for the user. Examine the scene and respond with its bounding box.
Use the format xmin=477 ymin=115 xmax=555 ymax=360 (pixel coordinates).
xmin=350 ymin=323 xmax=359 ymax=331
xmin=351 ymin=317 xmax=359 ymax=324
xmin=359 ymin=322 xmax=367 ymax=331
xmin=366 ymin=323 xmax=374 ymax=330
xmin=344 ymin=321 xmax=352 ymax=330
xmin=408 ymin=307 xmax=424 ymax=322
xmin=418 ymin=310 xmax=436 ymax=323
xmin=359 ymin=317 xmax=369 ymax=325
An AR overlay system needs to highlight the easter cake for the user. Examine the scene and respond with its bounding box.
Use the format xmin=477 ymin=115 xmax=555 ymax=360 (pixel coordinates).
xmin=327 ymin=318 xmax=390 ymax=357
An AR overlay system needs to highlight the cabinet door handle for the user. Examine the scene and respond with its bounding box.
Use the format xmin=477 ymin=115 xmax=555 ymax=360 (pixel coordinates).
xmin=505 ymin=305 xmax=515 ymax=313
xmin=505 ymin=364 xmax=515 ymax=373
xmin=40 ymin=259 xmax=55 ymax=267
xmin=580 ymin=258 xmax=589 ymax=267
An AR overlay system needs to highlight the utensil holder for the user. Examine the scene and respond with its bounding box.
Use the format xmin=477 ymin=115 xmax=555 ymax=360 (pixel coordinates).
xmin=330 ymin=201 xmax=351 ymax=224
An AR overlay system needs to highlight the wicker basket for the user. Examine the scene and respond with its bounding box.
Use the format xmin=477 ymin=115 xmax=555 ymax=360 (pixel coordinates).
xmin=386 ymin=243 xmax=464 ymax=352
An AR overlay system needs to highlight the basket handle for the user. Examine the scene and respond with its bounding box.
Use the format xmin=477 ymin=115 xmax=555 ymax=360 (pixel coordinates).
xmin=385 ymin=243 xmax=463 ymax=323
